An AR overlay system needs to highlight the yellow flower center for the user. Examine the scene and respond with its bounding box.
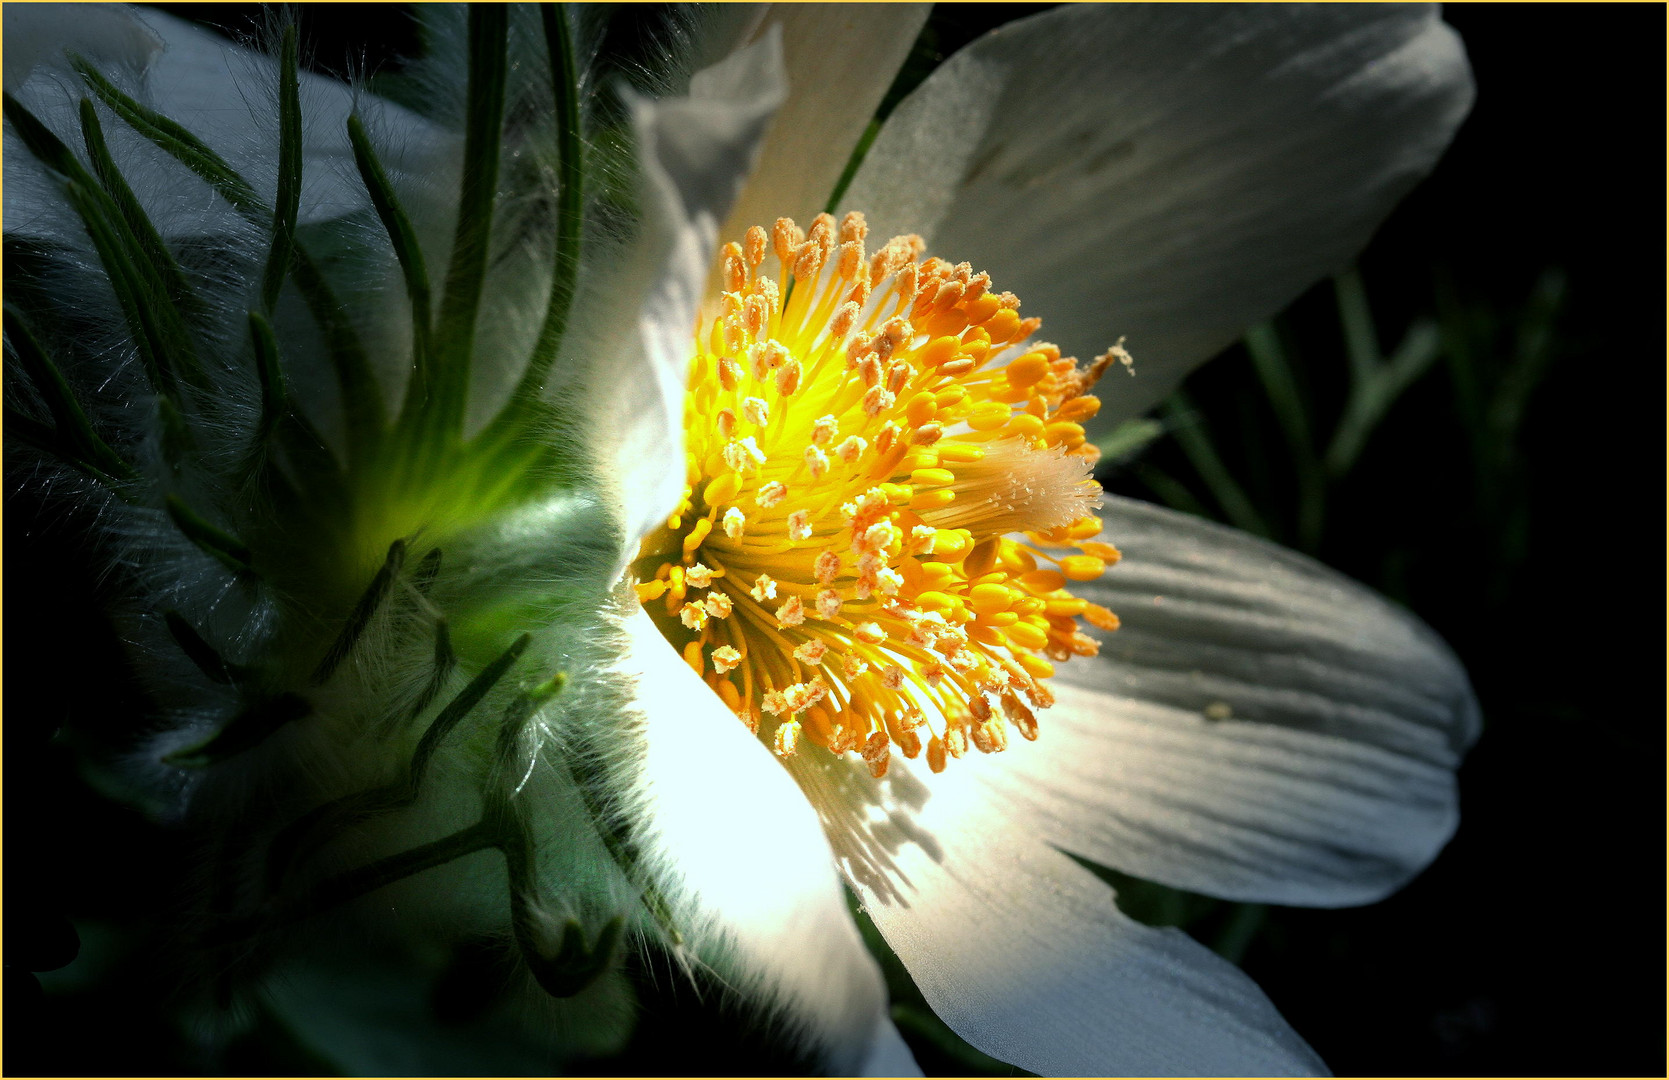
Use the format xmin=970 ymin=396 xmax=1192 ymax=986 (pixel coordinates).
xmin=633 ymin=212 xmax=1127 ymax=777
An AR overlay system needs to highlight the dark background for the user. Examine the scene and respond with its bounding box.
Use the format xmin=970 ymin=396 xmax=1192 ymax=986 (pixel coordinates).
xmin=7 ymin=4 xmax=1665 ymax=1076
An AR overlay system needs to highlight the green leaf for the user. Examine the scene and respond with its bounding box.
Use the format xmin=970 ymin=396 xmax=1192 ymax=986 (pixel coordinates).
xmin=427 ymin=6 xmax=508 ymax=446
xmin=1093 ymin=417 xmax=1166 ymax=463
xmin=408 ymin=631 xmax=531 ymax=782
xmin=475 ymin=4 xmax=585 ymax=449
xmin=164 ymin=610 xmax=243 ymax=685
xmin=164 ymin=692 xmax=311 ymax=767
xmin=261 ymin=25 xmax=303 ymax=312
xmin=347 ymin=112 xmax=432 ymax=412
xmin=1162 ymin=392 xmax=1272 ymax=538
xmin=77 ymin=98 xmax=204 ymax=332
xmin=247 ymin=311 xmax=287 ymax=445
xmin=312 ymin=539 xmax=407 ymax=684
xmin=73 ymin=55 xmax=264 ymax=218
xmin=5 ymin=93 xmax=178 ymax=393
xmin=72 ymin=56 xmax=383 ymax=461
xmin=165 ymin=493 xmax=255 ymax=576
xmin=3 ymin=304 xmax=136 ymax=483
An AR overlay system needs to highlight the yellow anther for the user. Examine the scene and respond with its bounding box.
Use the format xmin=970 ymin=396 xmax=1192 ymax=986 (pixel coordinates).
xmin=919 ymin=336 xmax=961 ymax=368
xmin=682 ymin=517 xmax=713 ymax=556
xmin=963 ymin=536 xmax=1000 ymax=578
xmin=1005 ymin=351 xmax=1051 ymax=388
xmin=705 ymin=471 xmax=741 ymax=507
xmin=937 ymin=443 xmax=985 ymax=464
xmin=1045 ymin=420 xmax=1086 ymax=447
xmin=1007 ymin=413 xmax=1045 ymax=439
xmin=1006 ymin=621 xmax=1049 ymax=650
xmin=1060 ymin=555 xmax=1107 ymax=581
xmin=969 ymin=583 xmax=1015 ymax=617
xmin=744 ymin=225 xmax=768 ymax=266
xmin=998 ymin=541 xmax=1037 ymax=574
xmin=984 ymin=307 xmax=1021 ymax=342
xmin=1055 ymin=395 xmax=1101 ymax=421
xmin=934 ymin=386 xmax=968 ymax=410
xmin=1080 ymin=541 xmax=1122 ymax=563
xmin=641 ymin=214 xmax=1126 ymax=773
xmin=905 ymin=391 xmax=938 ymax=427
xmin=968 ymin=401 xmax=1011 ymax=430
xmin=1084 ymin=602 xmax=1121 ymax=631
xmin=1020 ymin=569 xmax=1067 ymax=593
xmin=772 ymin=217 xmax=800 ymax=263
xmin=965 ymin=293 xmax=1002 ymax=324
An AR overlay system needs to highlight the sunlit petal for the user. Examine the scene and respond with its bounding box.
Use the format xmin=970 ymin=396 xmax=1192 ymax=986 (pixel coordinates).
xmin=844 ymin=4 xmax=1474 ymax=427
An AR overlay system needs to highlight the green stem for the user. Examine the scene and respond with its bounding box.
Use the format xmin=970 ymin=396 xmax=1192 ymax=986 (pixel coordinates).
xmin=1243 ymin=324 xmax=1326 ymax=553
xmin=1162 ymin=393 xmax=1271 ymax=538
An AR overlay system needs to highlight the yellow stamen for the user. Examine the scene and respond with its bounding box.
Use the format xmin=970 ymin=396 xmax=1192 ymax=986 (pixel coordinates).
xmin=633 ymin=212 xmax=1126 ymax=771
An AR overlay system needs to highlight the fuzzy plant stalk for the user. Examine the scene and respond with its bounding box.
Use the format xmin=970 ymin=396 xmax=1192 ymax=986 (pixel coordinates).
xmin=4 ymin=5 xmax=775 ymax=1064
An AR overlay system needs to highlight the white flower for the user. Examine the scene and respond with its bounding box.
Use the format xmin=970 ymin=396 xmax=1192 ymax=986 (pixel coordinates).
xmin=3 ymin=4 xmax=1477 ymax=1075
xmin=612 ymin=5 xmax=1478 ymax=1075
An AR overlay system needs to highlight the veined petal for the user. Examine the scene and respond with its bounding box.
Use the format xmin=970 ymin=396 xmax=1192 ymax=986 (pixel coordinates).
xmin=719 ymin=3 xmax=931 ymax=242
xmin=590 ymin=30 xmax=787 ymax=558
xmin=842 ymin=4 xmax=1474 ymax=427
xmin=1006 ymin=495 xmax=1479 ymax=906
xmin=617 ymin=604 xmax=909 ymax=1074
xmin=790 ymin=750 xmax=1327 ymax=1077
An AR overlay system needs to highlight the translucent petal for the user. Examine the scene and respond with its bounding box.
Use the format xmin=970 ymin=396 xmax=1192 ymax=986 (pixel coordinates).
xmin=590 ymin=30 xmax=787 ymax=557
xmin=618 ymin=605 xmax=903 ymax=1074
xmin=719 ymin=4 xmax=931 ymax=241
xmin=790 ymin=750 xmax=1328 ymax=1076
xmin=843 ymin=4 xmax=1474 ymax=427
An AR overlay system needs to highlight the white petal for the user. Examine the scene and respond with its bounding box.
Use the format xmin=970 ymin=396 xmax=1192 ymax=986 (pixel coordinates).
xmin=617 ymin=604 xmax=899 ymax=1073
xmin=3 ymin=7 xmax=444 ymax=236
xmin=719 ymin=4 xmax=931 ymax=241
xmin=587 ymin=30 xmax=787 ymax=558
xmin=790 ymin=750 xmax=1327 ymax=1076
xmin=1008 ymin=496 xmax=1480 ymax=905
xmin=843 ymin=4 xmax=1473 ymax=426
xmin=2 ymin=3 xmax=160 ymax=91
xmin=857 ymin=1012 xmax=926 ymax=1078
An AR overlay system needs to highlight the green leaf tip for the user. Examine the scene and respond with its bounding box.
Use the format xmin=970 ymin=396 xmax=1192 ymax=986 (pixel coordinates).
xmin=312 ymin=538 xmax=408 ymax=684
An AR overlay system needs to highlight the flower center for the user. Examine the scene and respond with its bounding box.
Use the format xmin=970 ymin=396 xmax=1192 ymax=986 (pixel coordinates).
xmin=633 ymin=212 xmax=1126 ymax=778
